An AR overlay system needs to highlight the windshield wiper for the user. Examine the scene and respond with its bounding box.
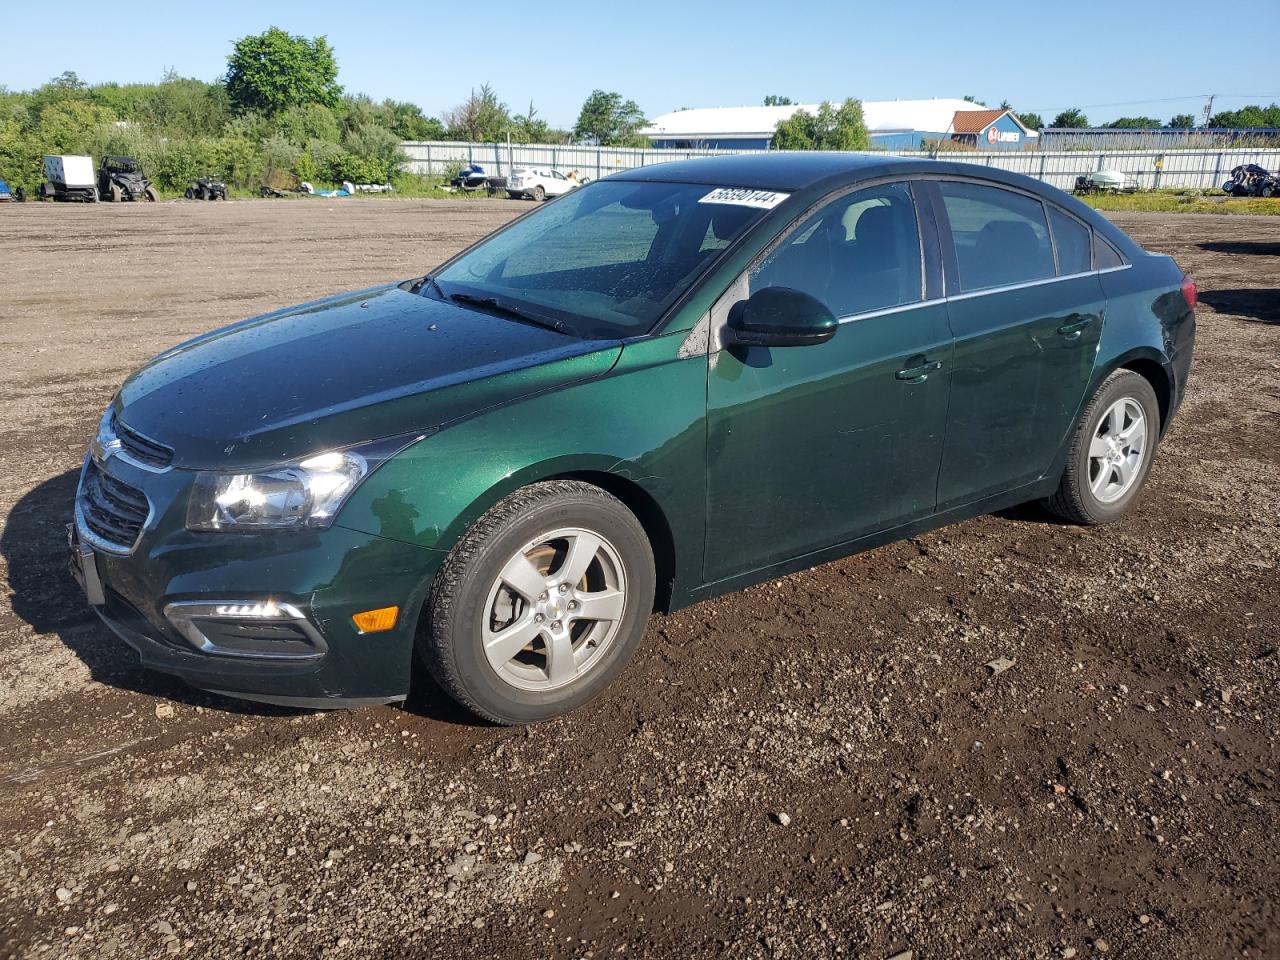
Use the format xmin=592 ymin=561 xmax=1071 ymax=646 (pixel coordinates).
xmin=411 ymin=274 xmax=446 ymax=299
xmin=448 ymin=292 xmax=569 ymax=335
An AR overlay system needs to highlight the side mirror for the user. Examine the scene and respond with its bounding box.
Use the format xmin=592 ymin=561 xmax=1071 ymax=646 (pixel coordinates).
xmin=726 ymin=286 xmax=838 ymax=348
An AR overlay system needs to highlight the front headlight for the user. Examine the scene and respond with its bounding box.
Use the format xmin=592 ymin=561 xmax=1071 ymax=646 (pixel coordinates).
xmin=186 ymin=450 xmax=368 ymax=531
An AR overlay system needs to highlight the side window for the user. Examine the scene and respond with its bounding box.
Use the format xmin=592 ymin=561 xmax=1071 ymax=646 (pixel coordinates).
xmin=1048 ymin=207 xmax=1091 ymax=275
xmin=751 ymin=182 xmax=922 ymax=318
xmin=1093 ymin=233 xmax=1124 ymax=269
xmin=938 ymin=181 xmax=1055 ymax=291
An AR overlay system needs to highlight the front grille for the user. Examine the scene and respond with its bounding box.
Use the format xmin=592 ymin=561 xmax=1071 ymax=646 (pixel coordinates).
xmin=79 ymin=460 xmax=149 ymax=552
xmin=113 ymin=415 xmax=174 ymax=469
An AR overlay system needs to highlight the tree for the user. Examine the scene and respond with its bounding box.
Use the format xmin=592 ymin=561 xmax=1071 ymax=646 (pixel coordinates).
xmin=1168 ymin=113 xmax=1196 ymax=128
xmin=1103 ymin=116 xmax=1162 ymax=129
xmin=383 ymin=100 xmax=445 ymax=141
xmin=511 ymin=101 xmax=562 ymax=143
xmin=773 ymin=99 xmax=869 ymax=151
xmin=763 ymin=95 xmax=793 ymax=106
xmin=1050 ymin=108 xmax=1089 ymax=128
xmin=224 ymin=27 xmax=341 ymax=115
xmin=442 ymin=84 xmax=512 ymax=142
xmin=1209 ymin=103 xmax=1280 ymax=128
xmin=1016 ymin=111 xmax=1043 ymax=131
xmin=963 ymin=95 xmax=987 ymax=106
xmin=574 ymin=90 xmax=646 ymax=146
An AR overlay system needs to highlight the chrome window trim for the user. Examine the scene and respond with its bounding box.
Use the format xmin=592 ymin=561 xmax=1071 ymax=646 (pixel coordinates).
xmin=941 ymin=263 xmax=1132 ymax=306
xmin=835 ymin=299 xmax=936 ymax=325
xmin=832 ymin=264 xmax=1131 ymax=324
xmin=162 ymin=600 xmax=329 ymax=661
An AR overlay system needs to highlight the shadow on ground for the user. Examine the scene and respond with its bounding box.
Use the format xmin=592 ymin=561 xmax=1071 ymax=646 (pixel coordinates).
xmin=1198 ymin=241 xmax=1280 ymax=257
xmin=1 ymin=470 xmax=482 ymax=725
xmin=1199 ymin=288 xmax=1280 ymax=324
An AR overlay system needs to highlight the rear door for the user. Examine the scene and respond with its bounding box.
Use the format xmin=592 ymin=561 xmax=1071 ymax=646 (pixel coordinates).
xmin=929 ymin=180 xmax=1105 ymax=508
xmin=703 ymin=180 xmax=952 ymax=582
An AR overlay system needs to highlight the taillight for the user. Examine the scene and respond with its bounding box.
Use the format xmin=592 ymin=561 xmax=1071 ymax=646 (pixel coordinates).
xmin=1180 ymin=275 xmax=1198 ymax=311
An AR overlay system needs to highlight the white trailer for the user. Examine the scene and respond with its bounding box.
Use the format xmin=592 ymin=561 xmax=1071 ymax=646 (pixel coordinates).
xmin=40 ymin=155 xmax=98 ymax=202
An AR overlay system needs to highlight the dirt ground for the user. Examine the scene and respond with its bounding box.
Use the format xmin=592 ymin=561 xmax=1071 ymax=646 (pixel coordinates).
xmin=0 ymin=199 xmax=1276 ymax=960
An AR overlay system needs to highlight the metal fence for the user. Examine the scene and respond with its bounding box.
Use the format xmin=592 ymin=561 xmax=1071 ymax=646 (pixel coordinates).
xmin=402 ymin=140 xmax=1280 ymax=192
xmin=1039 ymin=128 xmax=1280 ymax=151
xmin=401 ymin=141 xmax=735 ymax=182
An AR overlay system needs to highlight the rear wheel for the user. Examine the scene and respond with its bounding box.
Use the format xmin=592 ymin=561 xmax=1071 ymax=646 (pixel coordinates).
xmin=185 ymin=187 xmax=195 ymax=200
xmin=1045 ymin=369 xmax=1160 ymax=525
xmin=420 ymin=481 xmax=655 ymax=724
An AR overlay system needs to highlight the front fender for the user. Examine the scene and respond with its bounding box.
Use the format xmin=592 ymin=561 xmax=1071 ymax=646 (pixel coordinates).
xmin=335 ymin=332 xmax=708 ymax=600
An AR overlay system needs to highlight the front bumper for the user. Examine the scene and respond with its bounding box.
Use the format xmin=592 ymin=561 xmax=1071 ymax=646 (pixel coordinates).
xmin=70 ymin=455 xmax=445 ymax=708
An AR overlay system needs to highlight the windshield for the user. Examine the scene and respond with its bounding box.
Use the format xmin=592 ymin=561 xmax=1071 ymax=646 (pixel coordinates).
xmin=433 ymin=180 xmax=768 ymax=338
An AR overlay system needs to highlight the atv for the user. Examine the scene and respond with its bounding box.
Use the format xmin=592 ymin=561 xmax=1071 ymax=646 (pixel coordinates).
xmin=98 ymin=156 xmax=157 ymax=202
xmin=1222 ymin=164 xmax=1280 ymax=198
xmin=185 ymin=176 xmax=227 ymax=201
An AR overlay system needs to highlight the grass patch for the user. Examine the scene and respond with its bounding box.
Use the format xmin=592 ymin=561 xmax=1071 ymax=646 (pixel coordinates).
xmin=1079 ymin=189 xmax=1280 ymax=215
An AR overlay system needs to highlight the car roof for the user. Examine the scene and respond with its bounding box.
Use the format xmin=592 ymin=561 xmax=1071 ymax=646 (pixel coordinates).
xmin=609 ymin=152 xmax=1137 ymax=254
xmin=612 ymin=152 xmax=912 ymax=191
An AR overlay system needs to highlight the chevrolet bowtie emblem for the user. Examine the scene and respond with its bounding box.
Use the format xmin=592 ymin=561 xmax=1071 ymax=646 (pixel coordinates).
xmin=90 ymin=433 xmax=122 ymax=465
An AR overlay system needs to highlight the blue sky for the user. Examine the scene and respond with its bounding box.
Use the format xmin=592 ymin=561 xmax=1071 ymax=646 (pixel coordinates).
xmin=5 ymin=0 xmax=1277 ymax=128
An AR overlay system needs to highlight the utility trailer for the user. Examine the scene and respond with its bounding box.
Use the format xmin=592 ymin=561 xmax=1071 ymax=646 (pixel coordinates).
xmin=1073 ymin=169 xmax=1139 ymax=195
xmin=39 ymin=155 xmax=98 ymax=202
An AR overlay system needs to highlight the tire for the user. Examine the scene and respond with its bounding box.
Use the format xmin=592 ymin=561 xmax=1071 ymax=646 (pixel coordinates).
xmin=144 ymin=187 xmax=158 ymax=202
xmin=1045 ymin=369 xmax=1161 ymax=525
xmin=110 ymin=183 xmax=122 ymax=203
xmin=532 ymin=185 xmax=545 ymax=202
xmin=1262 ymin=183 xmax=1277 ymax=198
xmin=420 ymin=480 xmax=656 ymax=724
xmin=185 ymin=188 xmax=195 ymax=200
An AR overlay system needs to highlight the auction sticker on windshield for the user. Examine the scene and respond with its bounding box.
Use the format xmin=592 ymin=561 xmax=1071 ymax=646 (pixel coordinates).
xmin=698 ymin=187 xmax=789 ymax=209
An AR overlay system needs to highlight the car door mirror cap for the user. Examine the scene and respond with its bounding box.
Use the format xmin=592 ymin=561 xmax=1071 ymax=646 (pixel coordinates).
xmin=726 ymin=286 xmax=838 ymax=348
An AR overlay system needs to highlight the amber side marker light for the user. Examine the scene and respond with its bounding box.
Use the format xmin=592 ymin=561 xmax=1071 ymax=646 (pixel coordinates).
xmin=352 ymin=606 xmax=399 ymax=634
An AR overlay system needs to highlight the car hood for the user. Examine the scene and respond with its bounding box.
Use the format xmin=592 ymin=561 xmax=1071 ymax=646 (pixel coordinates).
xmin=114 ymin=284 xmax=622 ymax=470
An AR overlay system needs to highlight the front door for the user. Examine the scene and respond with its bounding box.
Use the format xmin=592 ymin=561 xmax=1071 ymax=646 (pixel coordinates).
xmin=930 ymin=180 xmax=1105 ymax=508
xmin=704 ymin=181 xmax=952 ymax=583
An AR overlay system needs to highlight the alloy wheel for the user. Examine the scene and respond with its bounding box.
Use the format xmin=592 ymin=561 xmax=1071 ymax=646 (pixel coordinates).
xmin=1088 ymin=397 xmax=1147 ymax=504
xmin=481 ymin=527 xmax=627 ymax=691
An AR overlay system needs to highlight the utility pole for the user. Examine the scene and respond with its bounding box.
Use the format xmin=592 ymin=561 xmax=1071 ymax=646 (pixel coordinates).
xmin=1201 ymin=94 xmax=1216 ymax=129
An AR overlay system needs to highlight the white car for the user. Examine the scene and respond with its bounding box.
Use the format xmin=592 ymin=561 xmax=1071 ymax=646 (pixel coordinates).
xmin=506 ymin=167 xmax=584 ymax=201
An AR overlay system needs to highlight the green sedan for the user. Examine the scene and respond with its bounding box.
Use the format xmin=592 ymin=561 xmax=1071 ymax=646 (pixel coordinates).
xmin=70 ymin=154 xmax=1196 ymax=723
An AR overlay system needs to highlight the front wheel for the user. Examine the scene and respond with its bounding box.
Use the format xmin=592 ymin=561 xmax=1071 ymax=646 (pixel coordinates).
xmin=1045 ymin=369 xmax=1161 ymax=525
xmin=144 ymin=187 xmax=158 ymax=202
xmin=532 ymin=185 xmax=545 ymax=201
xmin=420 ymin=481 xmax=656 ymax=724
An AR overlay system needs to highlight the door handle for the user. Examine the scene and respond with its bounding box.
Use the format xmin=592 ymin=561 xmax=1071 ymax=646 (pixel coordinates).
xmin=895 ymin=359 xmax=943 ymax=383
xmin=1057 ymin=315 xmax=1095 ymax=339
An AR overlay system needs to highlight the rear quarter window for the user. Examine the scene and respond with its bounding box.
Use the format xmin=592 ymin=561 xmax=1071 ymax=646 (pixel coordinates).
xmin=1093 ymin=233 xmax=1126 ymax=269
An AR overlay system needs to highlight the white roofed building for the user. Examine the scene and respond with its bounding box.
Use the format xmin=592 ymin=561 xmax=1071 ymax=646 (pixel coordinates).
xmin=640 ymin=99 xmax=1035 ymax=150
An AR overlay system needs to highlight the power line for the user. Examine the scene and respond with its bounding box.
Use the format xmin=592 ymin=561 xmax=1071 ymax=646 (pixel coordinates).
xmin=1025 ymin=93 xmax=1280 ymax=114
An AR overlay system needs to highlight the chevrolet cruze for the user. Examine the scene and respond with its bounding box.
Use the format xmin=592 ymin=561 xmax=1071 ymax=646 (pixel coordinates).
xmin=70 ymin=154 xmax=1196 ymax=724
